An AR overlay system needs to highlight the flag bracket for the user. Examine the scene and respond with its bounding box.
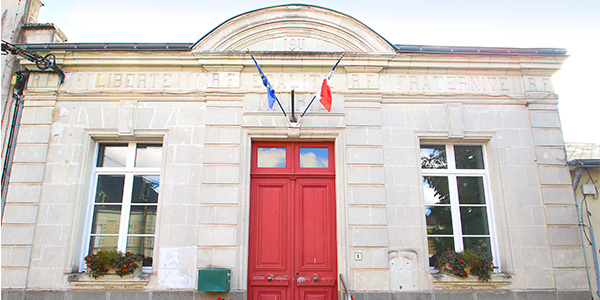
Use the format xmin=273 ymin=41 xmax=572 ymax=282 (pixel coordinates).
xmin=289 ymin=89 xmax=297 ymax=123
xmin=248 ymin=50 xmax=344 ymax=124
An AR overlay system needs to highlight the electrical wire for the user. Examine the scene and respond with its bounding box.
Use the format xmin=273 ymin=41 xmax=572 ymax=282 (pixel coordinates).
xmin=579 ymin=168 xmax=598 ymax=246
xmin=582 ymin=196 xmax=593 ymax=245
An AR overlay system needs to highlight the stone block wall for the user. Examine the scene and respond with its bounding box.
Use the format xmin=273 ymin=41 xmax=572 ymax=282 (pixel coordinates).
xmin=345 ymin=98 xmax=390 ymax=291
xmin=196 ymin=96 xmax=245 ymax=288
xmin=2 ymin=76 xmax=590 ymax=295
xmin=528 ymin=105 xmax=589 ymax=290
xmin=1 ymin=99 xmax=53 ymax=288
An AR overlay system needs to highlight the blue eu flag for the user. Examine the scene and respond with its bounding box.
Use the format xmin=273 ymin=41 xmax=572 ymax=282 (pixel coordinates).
xmin=251 ymin=56 xmax=277 ymax=110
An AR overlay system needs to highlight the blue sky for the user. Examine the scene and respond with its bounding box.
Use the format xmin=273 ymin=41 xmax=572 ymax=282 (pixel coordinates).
xmin=39 ymin=0 xmax=600 ymax=143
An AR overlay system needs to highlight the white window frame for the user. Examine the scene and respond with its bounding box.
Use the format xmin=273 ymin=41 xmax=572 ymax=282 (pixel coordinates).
xmin=421 ymin=144 xmax=500 ymax=269
xmin=81 ymin=142 xmax=161 ymax=272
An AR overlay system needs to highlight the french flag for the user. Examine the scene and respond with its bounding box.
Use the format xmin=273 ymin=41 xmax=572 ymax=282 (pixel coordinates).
xmin=319 ymin=53 xmax=344 ymax=112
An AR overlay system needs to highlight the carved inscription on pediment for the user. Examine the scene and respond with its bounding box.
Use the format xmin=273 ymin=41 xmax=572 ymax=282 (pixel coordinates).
xmin=248 ymin=37 xmax=346 ymax=52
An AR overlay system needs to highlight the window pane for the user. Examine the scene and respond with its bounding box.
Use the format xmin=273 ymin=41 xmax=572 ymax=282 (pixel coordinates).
xmin=460 ymin=206 xmax=490 ymax=235
xmin=423 ymin=176 xmax=450 ymax=205
xmin=88 ymin=236 xmax=118 ymax=254
xmin=428 ymin=237 xmax=454 ymax=256
xmin=300 ymin=148 xmax=328 ymax=168
xmin=420 ymin=145 xmax=447 ymax=169
xmin=131 ymin=175 xmax=159 ymax=203
xmin=463 ymin=237 xmax=492 ymax=258
xmin=97 ymin=144 xmax=128 ymax=167
xmin=426 ymin=205 xmax=453 ymax=235
xmin=128 ymin=206 xmax=157 ymax=234
xmin=135 ymin=144 xmax=162 ymax=168
xmin=91 ymin=205 xmax=121 ymax=234
xmin=457 ymin=177 xmax=486 ymax=204
xmin=95 ymin=175 xmax=125 ymax=203
xmin=455 ymin=146 xmax=484 ymax=169
xmin=257 ymin=147 xmax=286 ymax=168
xmin=126 ymin=237 xmax=154 ymax=266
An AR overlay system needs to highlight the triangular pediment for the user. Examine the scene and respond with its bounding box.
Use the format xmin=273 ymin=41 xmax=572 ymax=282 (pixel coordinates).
xmin=191 ymin=4 xmax=396 ymax=53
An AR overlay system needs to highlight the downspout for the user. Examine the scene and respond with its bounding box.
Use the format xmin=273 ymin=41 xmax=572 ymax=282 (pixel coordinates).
xmin=572 ymin=163 xmax=600 ymax=298
xmin=1 ymin=41 xmax=65 ymax=221
xmin=1 ymin=70 xmax=29 ymax=222
xmin=590 ymin=213 xmax=600 ymax=299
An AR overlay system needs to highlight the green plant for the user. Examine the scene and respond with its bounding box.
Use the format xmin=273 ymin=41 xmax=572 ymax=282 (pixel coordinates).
xmin=84 ymin=250 xmax=143 ymax=279
xmin=432 ymin=248 xmax=494 ymax=282
xmin=463 ymin=249 xmax=494 ymax=282
xmin=432 ymin=248 xmax=468 ymax=278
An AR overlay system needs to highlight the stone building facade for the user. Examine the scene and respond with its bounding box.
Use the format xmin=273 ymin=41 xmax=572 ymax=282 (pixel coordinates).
xmin=1 ymin=4 xmax=590 ymax=299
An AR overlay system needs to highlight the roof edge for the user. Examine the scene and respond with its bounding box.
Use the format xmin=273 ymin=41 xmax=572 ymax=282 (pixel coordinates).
xmin=16 ymin=43 xmax=194 ymax=51
xmin=17 ymin=42 xmax=567 ymax=56
xmin=568 ymin=159 xmax=600 ymax=168
xmin=395 ymin=44 xmax=567 ymax=56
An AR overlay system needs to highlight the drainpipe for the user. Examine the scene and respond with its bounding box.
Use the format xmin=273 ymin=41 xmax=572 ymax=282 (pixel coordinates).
xmin=1 ymin=70 xmax=29 ymax=221
xmin=1 ymin=40 xmax=64 ymax=221
xmin=571 ymin=162 xmax=600 ymax=298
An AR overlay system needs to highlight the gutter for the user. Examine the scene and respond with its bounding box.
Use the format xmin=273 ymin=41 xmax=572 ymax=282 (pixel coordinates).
xmin=15 ymin=42 xmax=568 ymax=57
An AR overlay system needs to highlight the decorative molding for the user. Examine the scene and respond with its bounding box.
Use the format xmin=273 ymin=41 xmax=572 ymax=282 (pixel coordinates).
xmin=192 ymin=5 xmax=395 ymax=53
xmin=445 ymin=104 xmax=464 ymax=139
xmin=118 ymin=100 xmax=137 ymax=136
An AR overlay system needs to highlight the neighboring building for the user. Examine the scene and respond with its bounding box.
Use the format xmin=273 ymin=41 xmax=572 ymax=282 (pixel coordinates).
xmin=1 ymin=4 xmax=590 ymax=299
xmin=566 ymin=143 xmax=600 ymax=300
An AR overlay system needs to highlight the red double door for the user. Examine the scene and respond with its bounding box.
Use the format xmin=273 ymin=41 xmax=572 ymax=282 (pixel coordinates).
xmin=248 ymin=142 xmax=338 ymax=300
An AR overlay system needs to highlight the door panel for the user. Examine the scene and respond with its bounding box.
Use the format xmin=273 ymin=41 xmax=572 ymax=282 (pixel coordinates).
xmin=254 ymin=288 xmax=287 ymax=300
xmin=295 ymin=179 xmax=336 ymax=299
xmin=298 ymin=288 xmax=332 ymax=300
xmin=249 ymin=179 xmax=292 ymax=285
xmin=253 ymin=180 xmax=289 ymax=271
xmin=249 ymin=142 xmax=336 ymax=300
xmin=296 ymin=180 xmax=336 ymax=271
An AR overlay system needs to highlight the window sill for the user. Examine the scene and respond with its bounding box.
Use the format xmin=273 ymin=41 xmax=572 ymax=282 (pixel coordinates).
xmin=432 ymin=272 xmax=512 ymax=289
xmin=67 ymin=272 xmax=150 ymax=289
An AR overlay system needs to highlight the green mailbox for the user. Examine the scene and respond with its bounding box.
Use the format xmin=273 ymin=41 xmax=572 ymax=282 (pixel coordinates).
xmin=197 ymin=269 xmax=231 ymax=292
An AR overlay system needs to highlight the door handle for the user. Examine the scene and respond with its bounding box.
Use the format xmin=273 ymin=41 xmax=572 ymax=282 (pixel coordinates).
xmin=267 ymin=276 xmax=273 ymax=282
xmin=313 ymin=274 xmax=319 ymax=282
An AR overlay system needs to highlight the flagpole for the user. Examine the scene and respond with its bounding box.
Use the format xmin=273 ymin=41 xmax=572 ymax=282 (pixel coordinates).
xmin=275 ymin=96 xmax=287 ymax=119
xmin=300 ymin=95 xmax=317 ymax=119
xmin=327 ymin=52 xmax=345 ymax=80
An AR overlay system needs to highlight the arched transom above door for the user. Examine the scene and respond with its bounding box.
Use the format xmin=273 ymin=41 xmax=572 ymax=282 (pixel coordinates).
xmin=191 ymin=4 xmax=396 ymax=53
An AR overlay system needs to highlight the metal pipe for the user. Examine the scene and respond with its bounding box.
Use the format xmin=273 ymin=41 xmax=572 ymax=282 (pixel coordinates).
xmin=1 ymin=71 xmax=28 ymax=222
xmin=588 ymin=221 xmax=600 ymax=298
xmin=339 ymin=273 xmax=352 ymax=300
xmin=1 ymin=43 xmax=65 ymax=221
xmin=572 ymin=166 xmax=596 ymax=298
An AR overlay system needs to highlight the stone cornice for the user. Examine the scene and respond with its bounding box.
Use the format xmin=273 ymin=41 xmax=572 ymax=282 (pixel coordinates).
xmin=17 ymin=51 xmax=565 ymax=77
